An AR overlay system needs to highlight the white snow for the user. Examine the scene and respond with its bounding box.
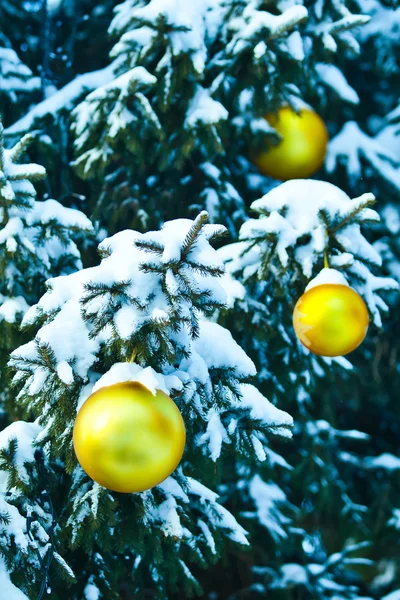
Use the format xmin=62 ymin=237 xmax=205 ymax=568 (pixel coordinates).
xmin=48 ymin=0 xmax=63 ymax=12
xmin=0 ymin=297 xmax=29 ymax=323
xmin=28 ymin=368 xmax=48 ymax=396
xmin=57 ymin=361 xmax=74 ymax=385
xmin=246 ymin=475 xmax=289 ymax=541
xmin=156 ymin=496 xmax=183 ymax=537
xmin=219 ymin=272 xmax=246 ymax=308
xmin=316 ymin=63 xmax=359 ymax=104
xmin=0 ymin=421 xmax=41 ymax=488
xmin=386 ymin=103 xmax=400 ymax=122
xmin=381 ymin=205 xmax=400 ymax=235
xmin=382 ymin=592 xmax=400 ymax=600
xmin=242 ymin=180 xmax=367 ymax=280
xmin=0 ymin=133 xmax=92 ymax=333
xmin=327 ymin=121 xmax=400 ymax=190
xmin=33 ymin=299 xmax=100 ymax=381
xmin=6 ymin=61 xmax=120 ymax=135
xmin=198 ymin=519 xmax=216 ymax=554
xmin=27 ymin=199 xmax=92 ymax=231
xmin=92 ymin=362 xmax=182 ymax=399
xmin=193 ymin=321 xmax=256 ymax=378
xmin=363 ymin=453 xmax=400 ymax=471
xmin=0 ymin=140 xmax=45 ymax=204
xmin=249 ymin=181 xmax=375 ymax=238
xmin=228 ymin=4 xmax=307 ymax=55
xmin=286 ymin=31 xmax=305 ymax=61
xmin=112 ymin=0 xmax=205 ymax=72
xmin=84 ymin=67 xmax=156 ymax=106
xmin=158 ymin=477 xmax=189 ymax=503
xmin=348 ymin=260 xmax=398 ymax=327
xmin=221 ymin=179 xmax=397 ymax=325
xmin=358 ymin=1 xmax=400 ymax=42
xmin=0 ymin=558 xmax=29 ymax=600
xmin=0 ymin=48 xmax=40 ymax=99
xmin=185 ymin=87 xmax=228 ymax=128
xmin=275 ymin=563 xmax=308 ymax=587
xmin=187 ymin=478 xmax=249 ymax=545
xmin=389 ymin=509 xmax=400 ymax=531
xmin=53 ymin=553 xmax=75 ymax=580
xmin=306 ymin=268 xmax=349 ymax=290
xmin=84 ymin=583 xmax=100 ymax=600
xmin=238 ymin=384 xmax=293 ymax=434
xmin=198 ymin=409 xmax=230 ymax=461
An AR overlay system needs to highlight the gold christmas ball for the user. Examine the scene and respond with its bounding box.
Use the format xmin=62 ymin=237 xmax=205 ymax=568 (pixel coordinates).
xmin=73 ymin=382 xmax=186 ymax=493
xmin=253 ymin=106 xmax=328 ymax=180
xmin=293 ymin=284 xmax=369 ymax=357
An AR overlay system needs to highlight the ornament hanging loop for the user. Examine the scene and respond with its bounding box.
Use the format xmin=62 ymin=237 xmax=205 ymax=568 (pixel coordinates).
xmin=324 ymin=248 xmax=330 ymax=269
xmin=324 ymin=229 xmax=330 ymax=269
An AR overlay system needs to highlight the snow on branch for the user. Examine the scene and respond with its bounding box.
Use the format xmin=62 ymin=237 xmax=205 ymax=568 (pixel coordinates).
xmin=0 ymin=123 xmax=93 ymax=327
xmin=11 ymin=215 xmax=291 ymax=472
xmin=0 ymin=123 xmax=45 ymax=205
xmin=0 ymin=47 xmax=40 ymax=102
xmin=185 ymin=87 xmax=228 ymax=129
xmin=110 ymin=0 xmax=218 ymax=74
xmin=0 ymin=421 xmax=73 ymax=596
xmin=8 ymin=214 xmax=294 ymax=585
xmin=227 ymin=4 xmax=308 ymax=54
xmin=71 ymin=66 xmax=159 ymax=179
xmin=222 ymin=179 xmax=398 ymax=325
xmin=327 ymin=121 xmax=400 ymax=191
xmin=315 ymin=63 xmax=359 ymax=104
xmin=5 ymin=62 xmax=119 ymax=136
xmin=269 ymin=541 xmax=373 ymax=596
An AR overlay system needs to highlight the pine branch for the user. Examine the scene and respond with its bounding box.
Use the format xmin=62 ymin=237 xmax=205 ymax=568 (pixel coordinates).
xmin=181 ymin=211 xmax=209 ymax=260
xmin=0 ymin=122 xmax=5 ymax=172
xmin=9 ymin=133 xmax=35 ymax=162
xmin=329 ymin=193 xmax=376 ymax=234
xmin=40 ymin=344 xmax=57 ymax=373
xmin=83 ymin=280 xmax=131 ymax=297
xmin=325 ymin=14 xmax=371 ymax=35
xmin=266 ymin=5 xmax=308 ymax=40
xmin=205 ymin=226 xmax=228 ymax=244
xmin=134 ymin=239 xmax=164 ymax=254
xmin=98 ymin=245 xmax=112 ymax=259
xmin=0 ymin=509 xmax=11 ymax=527
xmin=26 ymin=450 xmax=61 ymax=600
xmin=139 ymin=262 xmax=165 ymax=274
xmin=9 ymin=169 xmax=46 ymax=182
xmin=186 ymin=260 xmax=225 ymax=277
xmin=315 ymin=541 xmax=372 ymax=577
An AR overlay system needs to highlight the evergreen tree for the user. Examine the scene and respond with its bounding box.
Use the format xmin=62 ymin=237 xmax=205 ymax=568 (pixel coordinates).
xmin=219 ymin=179 xmax=399 ymax=598
xmin=6 ymin=1 xmax=398 ymax=234
xmin=0 ymin=122 xmax=92 ymax=420
xmin=0 ymin=0 xmax=398 ymax=598
xmin=0 ymin=1 xmax=40 ymax=122
xmin=6 ymin=211 xmax=292 ymax=598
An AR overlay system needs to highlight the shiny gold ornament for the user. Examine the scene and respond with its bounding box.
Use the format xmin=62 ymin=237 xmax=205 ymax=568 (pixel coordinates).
xmin=293 ymin=284 xmax=369 ymax=357
xmin=73 ymin=382 xmax=186 ymax=493
xmin=253 ymin=107 xmax=329 ymax=180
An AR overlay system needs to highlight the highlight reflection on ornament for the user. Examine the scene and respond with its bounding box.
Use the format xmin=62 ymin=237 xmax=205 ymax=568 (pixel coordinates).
xmin=293 ymin=283 xmax=369 ymax=357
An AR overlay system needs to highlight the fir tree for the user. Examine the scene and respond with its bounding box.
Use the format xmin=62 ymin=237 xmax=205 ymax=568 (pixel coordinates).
xmin=0 ymin=1 xmax=41 ymax=122
xmin=0 ymin=122 xmax=92 ymax=421
xmin=219 ymin=180 xmax=399 ymax=598
xmin=0 ymin=0 xmax=398 ymax=598
xmin=7 ymin=211 xmax=292 ymax=599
